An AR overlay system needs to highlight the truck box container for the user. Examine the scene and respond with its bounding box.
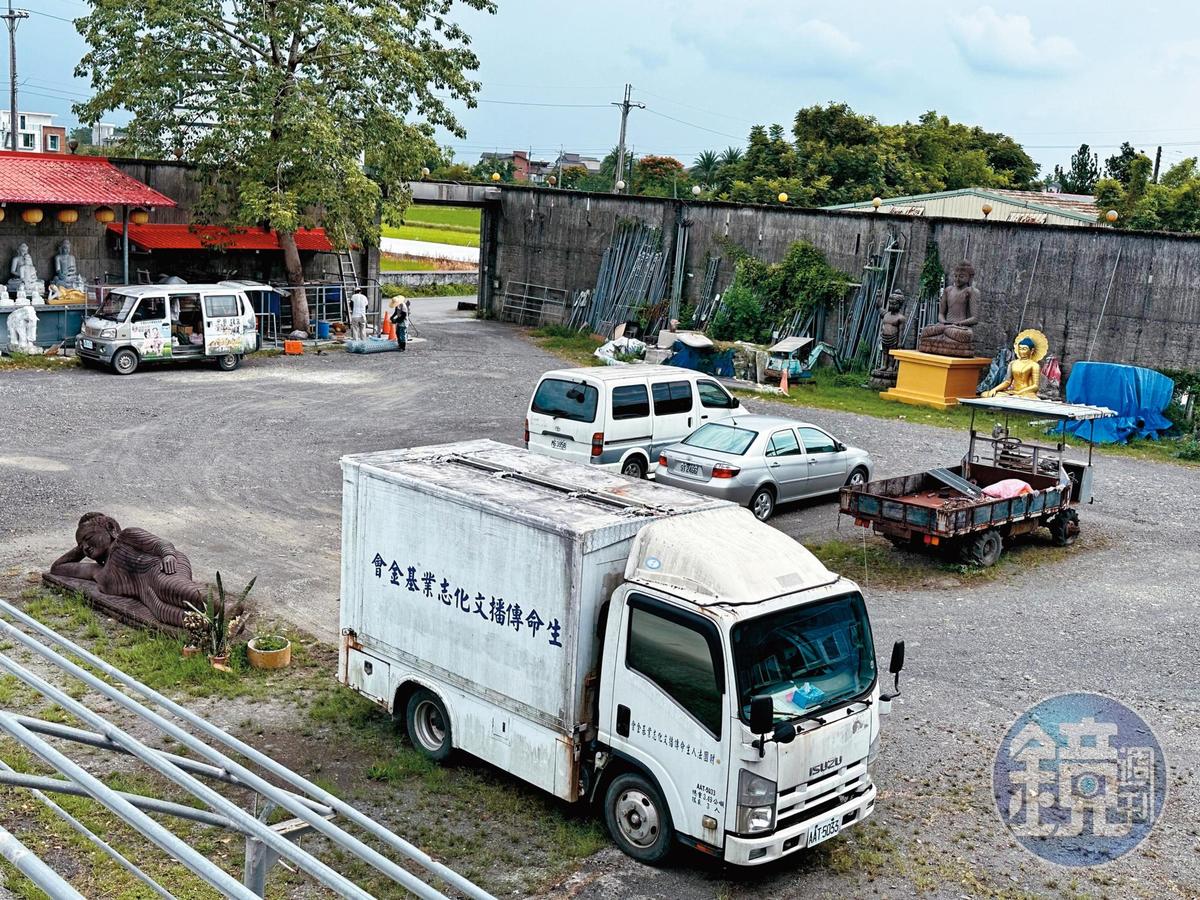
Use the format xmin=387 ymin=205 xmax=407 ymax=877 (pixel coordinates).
xmin=339 ymin=439 xmax=729 ymax=799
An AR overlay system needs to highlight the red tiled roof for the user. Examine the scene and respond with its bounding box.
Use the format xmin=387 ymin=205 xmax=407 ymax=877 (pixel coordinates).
xmin=107 ymin=222 xmax=334 ymax=252
xmin=0 ymin=151 xmax=176 ymax=207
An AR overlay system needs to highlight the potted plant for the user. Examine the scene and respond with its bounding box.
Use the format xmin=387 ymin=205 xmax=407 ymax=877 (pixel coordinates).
xmin=181 ymin=609 xmax=208 ymax=658
xmin=187 ymin=572 xmax=254 ymax=671
xmin=247 ymin=633 xmax=292 ymax=670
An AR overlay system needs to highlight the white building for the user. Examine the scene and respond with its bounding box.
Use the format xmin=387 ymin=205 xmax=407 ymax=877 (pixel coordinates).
xmin=0 ymin=110 xmax=67 ymax=154
xmin=92 ymin=123 xmax=117 ymax=147
xmin=826 ymin=187 xmax=1102 ymax=227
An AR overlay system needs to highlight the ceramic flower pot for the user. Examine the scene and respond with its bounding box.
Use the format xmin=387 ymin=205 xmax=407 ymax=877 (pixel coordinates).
xmin=208 ymin=653 xmax=231 ymax=672
xmin=247 ymin=638 xmax=292 ymax=670
xmin=182 ymin=645 xmax=202 ymax=658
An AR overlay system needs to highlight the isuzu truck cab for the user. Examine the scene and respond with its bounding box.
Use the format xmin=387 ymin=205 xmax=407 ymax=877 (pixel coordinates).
xmin=339 ymin=441 xmax=904 ymax=865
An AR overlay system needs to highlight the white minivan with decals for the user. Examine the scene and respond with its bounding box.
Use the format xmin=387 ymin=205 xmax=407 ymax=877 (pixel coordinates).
xmin=76 ymin=284 xmax=259 ymax=375
xmin=526 ymin=365 xmax=741 ymax=478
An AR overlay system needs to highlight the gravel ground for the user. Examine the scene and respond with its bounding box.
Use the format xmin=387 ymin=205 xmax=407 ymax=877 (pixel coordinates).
xmin=1 ymin=295 xmax=1196 ymax=899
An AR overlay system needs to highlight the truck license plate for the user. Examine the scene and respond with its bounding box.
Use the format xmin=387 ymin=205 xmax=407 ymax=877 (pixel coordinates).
xmin=806 ymin=815 xmax=841 ymax=847
xmin=678 ymin=462 xmax=702 ymax=476
xmin=550 ymin=438 xmax=568 ymax=451
xmin=81 ymin=339 xmax=94 ymax=349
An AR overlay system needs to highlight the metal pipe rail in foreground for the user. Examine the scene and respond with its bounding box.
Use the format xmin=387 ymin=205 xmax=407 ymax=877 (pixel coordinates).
xmin=0 ymin=598 xmax=494 ymax=900
xmin=0 ymin=823 xmax=87 ymax=900
xmin=0 ymin=760 xmax=175 ymax=900
xmin=0 ymin=598 xmax=493 ymax=899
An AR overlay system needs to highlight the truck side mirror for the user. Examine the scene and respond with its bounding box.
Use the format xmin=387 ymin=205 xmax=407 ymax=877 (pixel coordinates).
xmin=749 ymin=695 xmax=773 ymax=736
xmin=882 ymin=640 xmax=905 ymax=703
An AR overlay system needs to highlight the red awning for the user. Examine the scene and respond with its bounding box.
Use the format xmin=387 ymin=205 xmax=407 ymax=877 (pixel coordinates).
xmin=107 ymin=223 xmax=334 ymax=252
xmin=0 ymin=151 xmax=176 ymax=207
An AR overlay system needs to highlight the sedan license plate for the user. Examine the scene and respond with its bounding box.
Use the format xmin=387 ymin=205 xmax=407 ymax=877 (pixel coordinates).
xmin=550 ymin=438 xmax=568 ymax=451
xmin=81 ymin=339 xmax=94 ymax=350
xmin=678 ymin=462 xmax=702 ymax=476
xmin=806 ymin=815 xmax=841 ymax=847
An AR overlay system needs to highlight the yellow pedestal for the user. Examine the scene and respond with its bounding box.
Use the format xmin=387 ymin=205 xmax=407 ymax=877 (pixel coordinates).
xmin=881 ymin=349 xmax=992 ymax=410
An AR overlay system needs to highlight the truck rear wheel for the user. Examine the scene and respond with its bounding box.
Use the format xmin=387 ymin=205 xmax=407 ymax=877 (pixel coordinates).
xmin=960 ymin=529 xmax=1003 ymax=567
xmin=406 ymin=689 xmax=452 ymax=761
xmin=1048 ymin=509 xmax=1080 ymax=546
xmin=216 ymin=353 xmax=240 ymax=372
xmin=604 ymin=772 xmax=674 ymax=864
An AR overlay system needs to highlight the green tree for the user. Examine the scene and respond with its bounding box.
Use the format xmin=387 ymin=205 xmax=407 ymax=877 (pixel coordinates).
xmin=1053 ymin=144 xmax=1101 ymax=194
xmin=633 ymin=155 xmax=688 ymax=197
xmin=471 ymin=158 xmax=515 ymax=182
xmin=559 ymin=164 xmax=589 ymax=189
xmin=1104 ymin=142 xmax=1142 ymax=186
xmin=691 ymin=150 xmax=721 ymax=188
xmin=74 ymin=0 xmax=493 ymax=333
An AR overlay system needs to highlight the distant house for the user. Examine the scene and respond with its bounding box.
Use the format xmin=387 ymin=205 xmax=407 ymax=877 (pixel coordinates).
xmin=826 ymin=187 xmax=1101 ymax=227
xmin=0 ymin=111 xmax=68 ymax=154
xmin=92 ymin=123 xmax=119 ymax=148
xmin=554 ymin=152 xmax=602 ymax=175
xmin=478 ymin=150 xmax=535 ymax=181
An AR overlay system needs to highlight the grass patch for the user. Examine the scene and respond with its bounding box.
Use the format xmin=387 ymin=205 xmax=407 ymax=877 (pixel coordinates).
xmin=528 ymin=325 xmax=604 ymax=367
xmin=381 ymin=223 xmax=480 ymax=248
xmin=0 ymin=352 xmax=79 ymax=370
xmin=746 ymin=375 xmax=1200 ymax=468
xmin=400 ymin=204 xmax=481 ymax=229
xmin=807 ymin=531 xmax=1094 ymax=590
xmin=19 ymin=588 xmax=329 ymax=701
xmin=380 ymin=255 xmax=438 ymax=272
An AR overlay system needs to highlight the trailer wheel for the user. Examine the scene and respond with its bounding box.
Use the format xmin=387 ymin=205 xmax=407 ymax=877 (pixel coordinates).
xmin=406 ymin=689 xmax=452 ymax=762
xmin=604 ymin=772 xmax=674 ymax=864
xmin=960 ymin=529 xmax=1003 ymax=567
xmin=1048 ymin=509 xmax=1080 ymax=547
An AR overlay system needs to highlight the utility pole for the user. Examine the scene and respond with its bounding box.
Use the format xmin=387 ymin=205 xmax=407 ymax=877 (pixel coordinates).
xmin=3 ymin=1 xmax=28 ymax=151
xmin=612 ymin=83 xmax=643 ymax=191
xmin=1152 ymin=145 xmax=1162 ymax=184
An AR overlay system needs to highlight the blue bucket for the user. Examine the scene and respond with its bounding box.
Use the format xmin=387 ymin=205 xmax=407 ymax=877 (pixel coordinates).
xmin=315 ymin=321 xmax=331 ymax=339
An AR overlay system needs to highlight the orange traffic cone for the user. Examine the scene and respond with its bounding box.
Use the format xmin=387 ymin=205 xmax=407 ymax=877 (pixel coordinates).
xmin=780 ymin=366 xmax=789 ymax=394
xmin=381 ymin=313 xmax=394 ymax=339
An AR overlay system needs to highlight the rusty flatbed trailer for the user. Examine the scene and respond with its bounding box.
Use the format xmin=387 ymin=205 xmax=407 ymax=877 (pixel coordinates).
xmin=839 ymin=396 xmax=1116 ymax=566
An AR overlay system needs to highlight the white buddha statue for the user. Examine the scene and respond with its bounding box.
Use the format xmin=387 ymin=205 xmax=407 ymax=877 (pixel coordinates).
xmin=9 ymin=243 xmax=41 ymax=297
xmin=53 ymin=239 xmax=86 ymax=291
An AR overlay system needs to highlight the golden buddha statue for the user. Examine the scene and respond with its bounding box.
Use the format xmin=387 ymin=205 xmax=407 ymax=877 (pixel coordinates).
xmin=983 ymin=329 xmax=1048 ymax=398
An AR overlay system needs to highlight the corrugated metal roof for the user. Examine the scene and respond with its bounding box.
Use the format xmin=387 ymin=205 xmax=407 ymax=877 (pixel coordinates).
xmin=107 ymin=223 xmax=334 ymax=252
xmin=826 ymin=187 xmax=1100 ymax=224
xmin=958 ymin=396 xmax=1116 ymax=420
xmin=0 ymin=151 xmax=176 ymax=207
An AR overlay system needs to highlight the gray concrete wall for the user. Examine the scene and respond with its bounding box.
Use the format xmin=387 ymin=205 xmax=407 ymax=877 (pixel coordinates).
xmin=492 ymin=185 xmax=1200 ymax=371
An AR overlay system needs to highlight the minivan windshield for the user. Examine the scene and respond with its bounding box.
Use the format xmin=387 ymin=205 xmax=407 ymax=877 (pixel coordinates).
xmin=531 ymin=378 xmax=598 ymax=423
xmin=732 ymin=592 xmax=876 ymax=723
xmin=94 ymin=291 xmax=137 ymax=322
xmin=683 ymin=422 xmax=757 ymax=455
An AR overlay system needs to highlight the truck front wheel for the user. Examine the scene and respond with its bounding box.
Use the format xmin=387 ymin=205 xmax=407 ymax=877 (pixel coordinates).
xmin=604 ymin=772 xmax=674 ymax=864
xmin=406 ymin=689 xmax=452 ymax=761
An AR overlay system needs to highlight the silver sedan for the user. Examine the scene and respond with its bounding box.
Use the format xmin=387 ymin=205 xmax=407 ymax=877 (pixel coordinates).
xmin=656 ymin=414 xmax=874 ymax=521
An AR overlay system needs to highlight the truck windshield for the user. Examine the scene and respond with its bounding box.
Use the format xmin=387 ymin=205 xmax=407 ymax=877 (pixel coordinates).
xmin=94 ymin=292 xmax=136 ymax=322
xmin=731 ymin=592 xmax=876 ymax=723
xmin=531 ymin=378 xmax=598 ymax=423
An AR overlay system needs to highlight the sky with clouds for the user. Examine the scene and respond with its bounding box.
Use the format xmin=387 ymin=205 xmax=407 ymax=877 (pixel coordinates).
xmin=11 ymin=0 xmax=1200 ymax=178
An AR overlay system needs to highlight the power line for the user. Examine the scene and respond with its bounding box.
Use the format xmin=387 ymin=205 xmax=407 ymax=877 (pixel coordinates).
xmin=634 ymin=87 xmax=755 ymax=127
xmin=24 ymin=9 xmax=75 ymax=24
xmin=641 ymin=107 xmax=744 ymax=141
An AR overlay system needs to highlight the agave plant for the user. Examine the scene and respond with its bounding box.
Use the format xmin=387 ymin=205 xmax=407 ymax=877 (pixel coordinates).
xmin=186 ymin=572 xmax=255 ymax=658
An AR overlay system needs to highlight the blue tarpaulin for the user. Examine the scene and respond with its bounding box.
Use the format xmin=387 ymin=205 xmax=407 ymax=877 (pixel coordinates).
xmin=1061 ymin=362 xmax=1174 ymax=443
xmin=666 ymin=342 xmax=735 ymax=377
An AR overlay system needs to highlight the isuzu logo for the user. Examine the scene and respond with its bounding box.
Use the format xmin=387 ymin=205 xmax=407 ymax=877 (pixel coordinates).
xmin=810 ymin=756 xmax=842 ymax=778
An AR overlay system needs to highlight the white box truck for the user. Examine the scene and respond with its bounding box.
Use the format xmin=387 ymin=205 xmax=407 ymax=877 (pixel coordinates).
xmin=339 ymin=440 xmax=905 ymax=866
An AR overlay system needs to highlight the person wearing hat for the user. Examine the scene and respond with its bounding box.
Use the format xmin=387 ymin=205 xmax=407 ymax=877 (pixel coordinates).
xmin=983 ymin=329 xmax=1048 ymax=398
xmin=389 ymin=296 xmax=409 ymax=351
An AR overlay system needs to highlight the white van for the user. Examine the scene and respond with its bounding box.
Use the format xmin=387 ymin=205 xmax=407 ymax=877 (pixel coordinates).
xmin=76 ymin=284 xmax=259 ymax=375
xmin=526 ymin=365 xmax=741 ymax=478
